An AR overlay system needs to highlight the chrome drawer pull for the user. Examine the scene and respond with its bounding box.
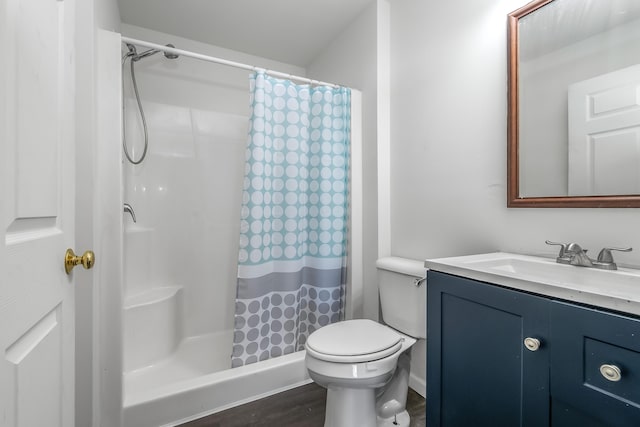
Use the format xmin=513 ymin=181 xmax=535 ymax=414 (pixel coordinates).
xmin=600 ymin=364 xmax=622 ymax=382
xmin=524 ymin=337 xmax=541 ymax=351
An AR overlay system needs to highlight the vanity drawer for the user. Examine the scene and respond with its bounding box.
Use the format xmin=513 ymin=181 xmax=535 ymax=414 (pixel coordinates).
xmin=550 ymin=301 xmax=640 ymax=426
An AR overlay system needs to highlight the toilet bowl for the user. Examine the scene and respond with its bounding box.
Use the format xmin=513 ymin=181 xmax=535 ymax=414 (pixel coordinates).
xmin=305 ymin=319 xmax=416 ymax=427
xmin=305 ymin=257 xmax=426 ymax=427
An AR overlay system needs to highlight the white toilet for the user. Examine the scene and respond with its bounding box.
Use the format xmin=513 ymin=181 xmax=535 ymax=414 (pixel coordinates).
xmin=305 ymin=257 xmax=426 ymax=427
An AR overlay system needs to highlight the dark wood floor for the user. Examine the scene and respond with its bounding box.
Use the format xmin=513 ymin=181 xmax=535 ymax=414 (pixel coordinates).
xmin=179 ymin=382 xmax=426 ymax=427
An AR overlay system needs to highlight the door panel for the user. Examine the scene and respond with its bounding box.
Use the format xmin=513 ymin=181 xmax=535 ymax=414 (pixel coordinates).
xmin=427 ymin=272 xmax=550 ymax=427
xmin=13 ymin=0 xmax=61 ymax=216
xmin=6 ymin=307 xmax=63 ymax=427
xmin=1 ymin=0 xmax=76 ymax=426
xmin=568 ymin=64 xmax=640 ymax=196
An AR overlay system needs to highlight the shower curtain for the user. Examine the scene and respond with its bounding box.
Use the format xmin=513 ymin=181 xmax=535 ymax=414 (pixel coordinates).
xmin=232 ymin=71 xmax=351 ymax=367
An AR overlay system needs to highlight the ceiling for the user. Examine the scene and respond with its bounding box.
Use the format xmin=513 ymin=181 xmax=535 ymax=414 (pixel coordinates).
xmin=118 ymin=0 xmax=374 ymax=67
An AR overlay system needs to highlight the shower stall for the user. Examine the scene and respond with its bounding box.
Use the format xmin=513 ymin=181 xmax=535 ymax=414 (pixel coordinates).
xmin=108 ymin=30 xmax=363 ymax=427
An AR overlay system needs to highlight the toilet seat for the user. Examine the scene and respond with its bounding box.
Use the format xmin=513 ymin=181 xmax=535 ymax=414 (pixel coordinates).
xmin=305 ymin=319 xmax=403 ymax=363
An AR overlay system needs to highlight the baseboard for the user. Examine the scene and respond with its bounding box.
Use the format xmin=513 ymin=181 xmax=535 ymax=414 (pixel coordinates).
xmin=409 ymin=372 xmax=426 ymax=398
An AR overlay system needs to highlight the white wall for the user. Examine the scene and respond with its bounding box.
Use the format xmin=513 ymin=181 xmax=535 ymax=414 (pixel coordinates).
xmin=94 ymin=29 xmax=125 ymax=427
xmin=75 ymin=1 xmax=121 ymax=426
xmin=95 ymin=0 xmax=121 ymax=31
xmin=74 ymin=3 xmax=96 ymax=425
xmin=389 ymin=0 xmax=640 ymax=267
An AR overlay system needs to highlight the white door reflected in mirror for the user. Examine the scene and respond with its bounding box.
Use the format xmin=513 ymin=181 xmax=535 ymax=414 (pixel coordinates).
xmin=568 ymin=64 xmax=640 ymax=196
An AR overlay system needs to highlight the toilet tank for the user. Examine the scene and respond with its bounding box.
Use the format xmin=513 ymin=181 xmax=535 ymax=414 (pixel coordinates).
xmin=376 ymin=257 xmax=426 ymax=339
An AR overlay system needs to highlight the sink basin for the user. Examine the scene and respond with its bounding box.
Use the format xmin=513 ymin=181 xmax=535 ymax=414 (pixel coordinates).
xmin=425 ymin=252 xmax=640 ymax=316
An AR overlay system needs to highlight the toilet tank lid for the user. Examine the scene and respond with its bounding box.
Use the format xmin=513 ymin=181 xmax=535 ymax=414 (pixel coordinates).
xmin=376 ymin=257 xmax=426 ymax=278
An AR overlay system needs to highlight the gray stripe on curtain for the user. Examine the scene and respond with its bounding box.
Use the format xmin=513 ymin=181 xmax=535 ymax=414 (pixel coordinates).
xmin=236 ymin=267 xmax=347 ymax=299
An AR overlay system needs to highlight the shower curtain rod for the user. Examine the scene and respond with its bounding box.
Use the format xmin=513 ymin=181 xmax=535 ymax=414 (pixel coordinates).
xmin=121 ymin=36 xmax=340 ymax=88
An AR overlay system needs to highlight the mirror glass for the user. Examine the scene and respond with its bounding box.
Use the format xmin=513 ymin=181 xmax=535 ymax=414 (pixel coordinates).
xmin=508 ymin=0 xmax=640 ymax=207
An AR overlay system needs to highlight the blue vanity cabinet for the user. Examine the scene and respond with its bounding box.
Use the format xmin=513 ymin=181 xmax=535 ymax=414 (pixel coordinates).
xmin=426 ymin=271 xmax=551 ymax=427
xmin=427 ymin=270 xmax=640 ymax=427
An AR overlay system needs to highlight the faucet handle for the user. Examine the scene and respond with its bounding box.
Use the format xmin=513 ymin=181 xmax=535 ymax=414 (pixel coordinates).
xmin=545 ymin=240 xmax=568 ymax=257
xmin=597 ymin=247 xmax=633 ymax=263
xmin=546 ymin=240 xmax=574 ymax=264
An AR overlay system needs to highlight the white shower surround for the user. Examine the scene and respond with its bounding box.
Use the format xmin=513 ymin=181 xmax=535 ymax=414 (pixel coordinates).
xmin=110 ymin=25 xmax=363 ymax=427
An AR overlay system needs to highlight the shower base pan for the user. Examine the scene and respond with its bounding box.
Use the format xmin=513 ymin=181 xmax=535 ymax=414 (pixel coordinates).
xmin=123 ymin=334 xmax=310 ymax=427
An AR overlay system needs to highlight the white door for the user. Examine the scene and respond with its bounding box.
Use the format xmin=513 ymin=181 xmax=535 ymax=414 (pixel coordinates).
xmin=568 ymin=64 xmax=640 ymax=196
xmin=1 ymin=0 xmax=78 ymax=426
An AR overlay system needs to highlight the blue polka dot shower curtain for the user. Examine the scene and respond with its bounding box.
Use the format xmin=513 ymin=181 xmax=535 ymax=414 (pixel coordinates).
xmin=232 ymin=71 xmax=350 ymax=367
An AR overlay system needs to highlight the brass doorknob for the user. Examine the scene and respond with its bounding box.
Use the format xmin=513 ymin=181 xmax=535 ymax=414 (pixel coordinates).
xmin=65 ymin=249 xmax=95 ymax=274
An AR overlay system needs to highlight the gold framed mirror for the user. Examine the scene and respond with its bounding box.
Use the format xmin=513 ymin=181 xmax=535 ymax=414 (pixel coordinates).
xmin=508 ymin=0 xmax=640 ymax=207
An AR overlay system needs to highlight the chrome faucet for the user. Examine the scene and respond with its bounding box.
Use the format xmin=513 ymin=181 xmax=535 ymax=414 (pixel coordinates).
xmin=546 ymin=241 xmax=632 ymax=270
xmin=566 ymin=243 xmax=593 ymax=267
xmin=123 ymin=203 xmax=137 ymax=223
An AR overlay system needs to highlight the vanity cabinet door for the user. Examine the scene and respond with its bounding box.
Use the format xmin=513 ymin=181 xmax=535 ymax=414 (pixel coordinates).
xmin=427 ymin=271 xmax=550 ymax=427
xmin=550 ymin=301 xmax=640 ymax=426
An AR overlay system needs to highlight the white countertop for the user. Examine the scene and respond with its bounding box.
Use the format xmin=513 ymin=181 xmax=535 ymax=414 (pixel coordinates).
xmin=425 ymin=252 xmax=640 ymax=317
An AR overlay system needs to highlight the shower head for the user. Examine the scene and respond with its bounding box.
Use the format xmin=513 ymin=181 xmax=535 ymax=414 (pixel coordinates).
xmin=130 ymin=43 xmax=180 ymax=62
